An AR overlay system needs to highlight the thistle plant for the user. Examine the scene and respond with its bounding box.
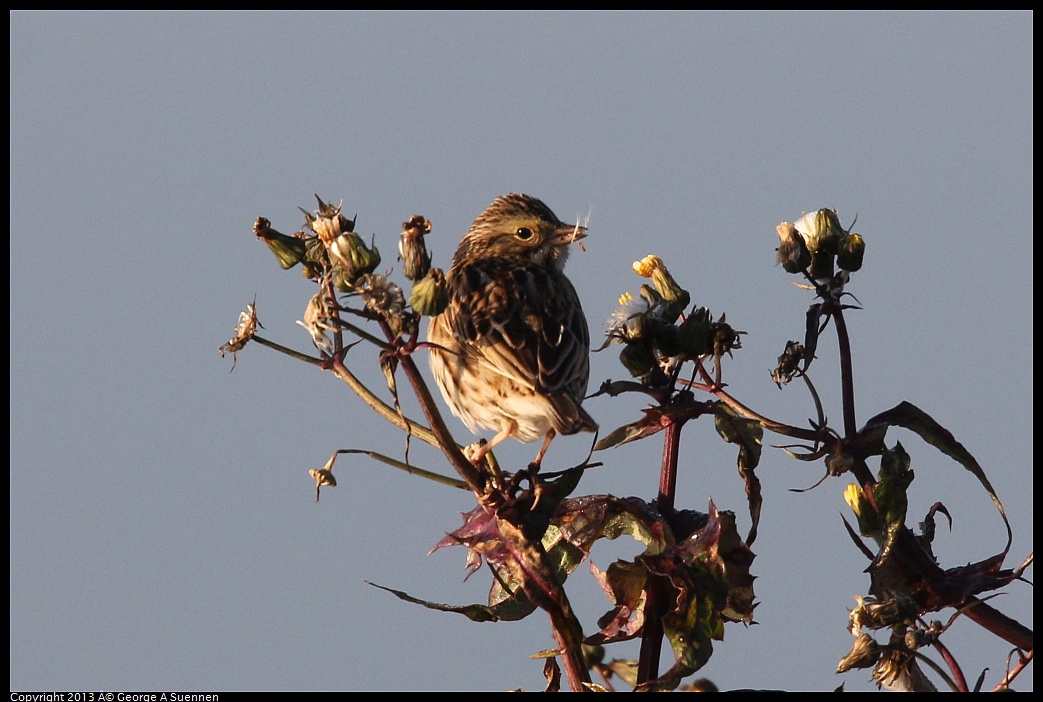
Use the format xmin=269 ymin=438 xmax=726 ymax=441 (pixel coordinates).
xmin=222 ymin=198 xmax=1032 ymax=691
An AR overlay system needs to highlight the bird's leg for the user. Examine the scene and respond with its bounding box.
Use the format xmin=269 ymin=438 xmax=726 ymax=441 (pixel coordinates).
xmin=470 ymin=420 xmax=517 ymax=467
xmin=530 ymin=429 xmax=556 ymax=472
xmin=523 ymin=430 xmax=557 ymax=511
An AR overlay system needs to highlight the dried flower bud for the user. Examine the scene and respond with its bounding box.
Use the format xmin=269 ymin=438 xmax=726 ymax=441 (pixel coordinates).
xmin=837 ymin=633 xmax=881 ymax=673
xmin=771 ymin=340 xmax=804 ymax=387
xmin=328 ymin=232 xmax=381 ymax=290
xmin=775 ymin=221 xmax=812 ymax=274
xmin=296 ymin=291 xmax=337 ymax=354
xmin=709 ymin=314 xmax=743 ymax=357
xmin=409 ymin=267 xmax=449 ymax=316
xmin=254 ymin=217 xmax=308 ymax=270
xmin=873 ymin=643 xmax=938 ymax=691
xmin=309 ymin=467 xmax=337 ymax=503
xmin=309 ymin=451 xmax=340 ymax=503
xmin=399 ymin=215 xmax=433 ymax=281
xmin=219 ymin=299 xmax=263 ymax=368
xmin=358 ymin=273 xmax=412 ymax=337
xmin=301 ymin=195 xmax=356 ymax=246
xmin=837 ymin=233 xmax=865 ymax=272
xmin=849 ymin=595 xmax=918 ymax=635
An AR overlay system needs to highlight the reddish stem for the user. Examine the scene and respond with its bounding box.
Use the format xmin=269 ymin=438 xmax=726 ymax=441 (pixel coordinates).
xmin=637 ymin=415 xmax=685 ymax=685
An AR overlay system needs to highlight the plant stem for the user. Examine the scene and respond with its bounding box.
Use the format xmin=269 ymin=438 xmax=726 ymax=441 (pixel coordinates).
xmin=252 ymin=335 xmax=323 ymax=365
xmin=930 ymin=636 xmax=968 ymax=692
xmin=657 ymin=417 xmax=683 ymax=513
xmin=993 ymin=647 xmax=1033 ymax=691
xmin=396 ymin=352 xmax=496 ymax=505
xmin=681 ymin=371 xmax=825 ymax=444
xmin=550 ymin=612 xmax=591 ymax=692
xmin=637 ymin=415 xmax=685 ymax=684
xmin=960 ymin=596 xmax=1034 ymax=652
xmin=832 ymin=306 xmax=858 ymax=439
xmin=330 ymin=358 xmax=428 ymax=435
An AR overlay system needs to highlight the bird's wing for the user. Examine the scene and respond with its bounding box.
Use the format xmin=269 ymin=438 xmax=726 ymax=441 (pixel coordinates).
xmin=449 ymin=258 xmax=590 ymax=400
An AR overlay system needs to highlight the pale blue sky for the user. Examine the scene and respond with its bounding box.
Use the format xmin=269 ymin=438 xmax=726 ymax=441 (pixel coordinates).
xmin=10 ymin=11 xmax=1032 ymax=692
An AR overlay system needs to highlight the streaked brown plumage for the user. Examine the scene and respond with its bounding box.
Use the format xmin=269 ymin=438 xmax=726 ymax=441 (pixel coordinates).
xmin=428 ymin=193 xmax=596 ymax=466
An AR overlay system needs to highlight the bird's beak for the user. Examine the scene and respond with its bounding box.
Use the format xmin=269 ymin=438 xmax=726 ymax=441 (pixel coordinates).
xmin=552 ymin=222 xmax=587 ymax=247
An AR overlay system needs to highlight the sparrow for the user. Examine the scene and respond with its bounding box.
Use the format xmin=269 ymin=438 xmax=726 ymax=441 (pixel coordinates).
xmin=427 ymin=193 xmax=597 ymax=468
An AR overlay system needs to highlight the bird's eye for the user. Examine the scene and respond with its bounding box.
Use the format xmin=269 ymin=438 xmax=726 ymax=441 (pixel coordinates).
xmin=515 ymin=227 xmax=534 ymax=240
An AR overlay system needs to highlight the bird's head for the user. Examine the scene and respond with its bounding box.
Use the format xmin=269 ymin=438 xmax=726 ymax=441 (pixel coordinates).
xmin=453 ymin=193 xmax=587 ymax=272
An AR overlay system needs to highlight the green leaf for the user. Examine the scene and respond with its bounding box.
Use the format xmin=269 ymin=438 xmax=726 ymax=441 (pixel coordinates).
xmin=632 ymin=504 xmax=756 ymax=691
xmin=594 ymin=408 xmax=666 ymax=450
xmin=551 ymin=494 xmax=675 ymax=556
xmin=802 ymin=302 xmax=823 ymax=372
xmin=860 ymin=401 xmax=1011 ymax=551
xmin=712 ymin=404 xmax=764 ymax=545
xmin=873 ymin=442 xmax=913 ymax=528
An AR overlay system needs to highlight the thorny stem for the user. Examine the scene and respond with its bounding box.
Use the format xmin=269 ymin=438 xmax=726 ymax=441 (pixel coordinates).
xmin=657 ymin=418 xmax=683 ymax=513
xmin=366 ymin=325 xmax=591 ymax=687
xmin=496 ymin=517 xmax=590 ymax=690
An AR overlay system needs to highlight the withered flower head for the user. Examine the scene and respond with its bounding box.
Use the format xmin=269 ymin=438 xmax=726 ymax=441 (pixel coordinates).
xmin=709 ymin=313 xmax=744 ymax=358
xmin=219 ymin=299 xmax=263 ymax=368
xmin=775 ymin=220 xmax=812 ymax=274
xmin=605 ymin=291 xmax=654 ymax=344
xmin=872 ymin=642 xmax=938 ymax=691
xmin=309 ymin=451 xmax=340 ymax=503
xmin=771 ymin=339 xmax=805 ymax=387
xmin=296 ymin=291 xmax=338 ymax=354
xmin=357 ymin=272 xmax=412 ymax=337
xmin=328 ymin=232 xmax=381 ymax=290
xmin=301 ymin=195 xmax=356 ymax=246
xmin=399 ymin=214 xmax=433 ymax=281
xmin=836 ymin=633 xmax=882 ymax=673
xmin=848 ymin=595 xmax=918 ymax=635
xmin=792 ymin=208 xmax=844 ymax=255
